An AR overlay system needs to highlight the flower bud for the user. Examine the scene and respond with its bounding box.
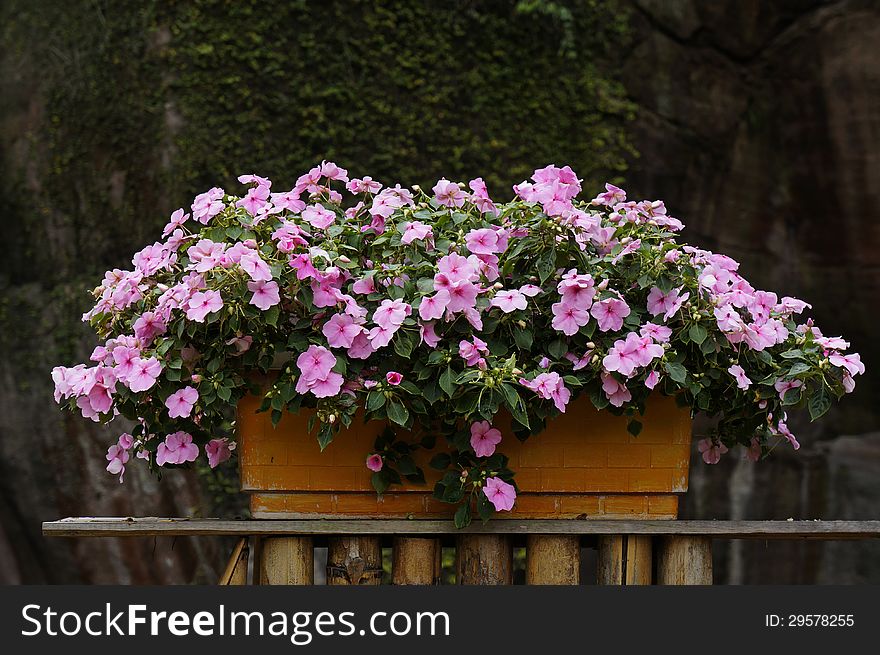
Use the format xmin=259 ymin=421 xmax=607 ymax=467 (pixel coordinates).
xmin=597 ymin=279 xmax=609 ymax=290
xmin=328 ymin=414 xmax=336 ymax=424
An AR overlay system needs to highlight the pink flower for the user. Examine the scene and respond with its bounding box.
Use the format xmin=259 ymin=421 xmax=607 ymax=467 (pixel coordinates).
xmin=774 ymin=378 xmax=803 ymax=400
xmin=347 ymin=177 xmax=383 ymax=194
xmin=165 ymin=386 xmax=199 ymax=419
xmin=206 ymin=438 xmax=235 ymax=468
xmin=551 ymin=301 xmax=590 ymax=336
xmin=519 ymin=284 xmax=542 ymax=297
xmin=483 ymin=477 xmax=516 ymax=512
xmin=401 ymin=221 xmax=434 ymax=245
xmin=295 ymin=345 xmax=344 ymax=398
xmin=133 ymin=311 xmax=166 ymax=343
xmin=162 ymin=208 xmax=190 ymax=238
xmin=746 ymin=437 xmax=762 ymax=462
xmin=600 ymin=372 xmax=631 ymax=407
xmin=460 ymin=337 xmax=489 ymax=367
xmin=323 ymin=313 xmax=363 ymax=349
xmin=105 ymin=434 xmax=132 ymax=483
xmin=728 ymin=364 xmax=751 ymax=390
xmin=192 ymin=187 xmax=225 ymax=224
xmin=302 ymin=204 xmax=336 ymax=229
xmin=491 ymin=289 xmax=527 ymax=313
xmin=645 ymin=370 xmax=660 ymax=389
xmin=186 ymin=290 xmax=223 ymax=322
xmin=520 ymin=372 xmax=570 ymax=412
xmin=432 ymin=179 xmax=466 ymax=207
xmin=420 ymin=321 xmax=440 ymax=348
xmin=470 ymin=421 xmax=502 ymax=457
xmin=646 ymin=287 xmax=688 ymax=320
xmin=156 ymin=431 xmax=199 ymax=467
xmin=247 ymin=280 xmax=280 ymax=310
xmin=352 ymin=275 xmax=377 ymax=295
xmin=127 ymin=357 xmax=162 ymax=393
xmin=591 ymin=297 xmax=630 ymax=332
xmin=468 ymin=177 xmax=497 ymax=214
xmin=386 ymin=371 xmax=403 ymax=386
xmin=591 ymin=182 xmax=626 ymax=206
xmin=239 ymin=252 xmax=273 ymax=282
xmin=603 ymin=333 xmax=643 ymax=377
xmin=237 ymin=184 xmax=270 ymax=215
xmin=112 ymin=346 xmax=140 ymax=382
xmin=557 ymin=271 xmax=595 ymax=309
xmin=373 ymin=298 xmax=411 ymax=330
xmin=187 ymin=239 xmax=226 ymax=272
xmin=776 ymin=420 xmax=800 ymax=450
xmin=465 ymin=228 xmax=503 ymax=255
xmin=698 ymin=438 xmax=728 ymax=464
xmin=445 ymin=280 xmax=479 ymax=313
xmin=419 ymin=290 xmax=450 ymax=321
xmin=828 ymin=353 xmax=864 ymax=377
xmin=640 ymin=322 xmax=672 ymax=343
xmin=366 ymin=454 xmax=384 ymax=472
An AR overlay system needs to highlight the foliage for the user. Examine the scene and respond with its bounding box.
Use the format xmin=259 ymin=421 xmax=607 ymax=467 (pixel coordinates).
xmin=52 ymin=163 xmax=863 ymax=523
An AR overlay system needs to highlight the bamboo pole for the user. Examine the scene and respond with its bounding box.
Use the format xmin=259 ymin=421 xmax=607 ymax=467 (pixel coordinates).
xmin=456 ymin=535 xmax=512 ymax=585
xmin=526 ymin=535 xmax=580 ymax=584
xmin=597 ymin=535 xmax=653 ymax=585
xmin=258 ymin=537 xmax=314 ymax=585
xmin=657 ymin=536 xmax=712 ymax=585
xmin=326 ymin=536 xmax=383 ymax=585
xmin=219 ymin=537 xmax=250 ymax=585
xmin=392 ymin=537 xmax=441 ymax=585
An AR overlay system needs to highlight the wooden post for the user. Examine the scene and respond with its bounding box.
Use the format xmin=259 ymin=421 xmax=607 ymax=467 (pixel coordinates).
xmin=258 ymin=537 xmax=314 ymax=585
xmin=657 ymin=536 xmax=713 ymax=585
xmin=526 ymin=535 xmax=579 ymax=584
xmin=597 ymin=535 xmax=653 ymax=585
xmin=392 ymin=537 xmax=441 ymax=585
xmin=327 ymin=536 xmax=383 ymax=585
xmin=219 ymin=537 xmax=250 ymax=585
xmin=456 ymin=535 xmax=512 ymax=585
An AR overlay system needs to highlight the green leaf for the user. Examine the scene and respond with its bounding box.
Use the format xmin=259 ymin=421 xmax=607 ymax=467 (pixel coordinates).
xmin=386 ymin=401 xmax=410 ymax=426
xmin=430 ymin=452 xmax=452 ymax=470
xmin=264 ymin=305 xmax=280 ymax=327
xmin=536 ymin=249 xmax=556 ymax=284
xmin=664 ymin=362 xmax=687 ymax=384
xmin=547 ymin=339 xmax=568 ymax=359
xmin=366 ymin=391 xmax=386 ymax=412
xmin=476 ymin=492 xmax=494 ymax=522
xmin=513 ymin=329 xmax=533 ymax=349
xmin=454 ymin=503 xmax=472 ymax=529
xmin=688 ymin=323 xmax=707 ymax=345
xmin=780 ymin=349 xmax=805 ymax=360
xmin=787 ymin=362 xmax=811 ymax=376
xmin=782 ymin=387 xmax=802 ymax=406
xmin=809 ymin=388 xmax=832 ymax=421
xmin=439 ymin=366 xmax=455 ymax=398
xmin=317 ymin=425 xmax=334 ymax=451
xmin=627 ymin=419 xmax=643 ymax=437
xmin=500 ymin=383 xmax=530 ymax=429
xmin=397 ymin=455 xmax=418 ymax=476
xmin=393 ymin=331 xmax=414 ymax=358
xmin=372 ymin=471 xmax=390 ymax=495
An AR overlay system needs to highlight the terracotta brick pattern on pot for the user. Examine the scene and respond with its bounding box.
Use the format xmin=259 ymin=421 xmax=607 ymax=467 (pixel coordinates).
xmin=238 ymin=393 xmax=692 ymax=519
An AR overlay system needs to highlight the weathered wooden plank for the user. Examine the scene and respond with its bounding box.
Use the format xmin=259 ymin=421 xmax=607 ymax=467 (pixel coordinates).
xmin=42 ymin=518 xmax=880 ymax=538
xmin=258 ymin=537 xmax=313 ymax=585
xmin=526 ymin=535 xmax=580 ymax=584
xmin=456 ymin=535 xmax=512 ymax=585
xmin=597 ymin=535 xmax=652 ymax=585
xmin=326 ymin=536 xmax=383 ymax=585
xmin=657 ymin=536 xmax=713 ymax=585
xmin=219 ymin=537 xmax=249 ymax=585
xmin=392 ymin=537 xmax=441 ymax=585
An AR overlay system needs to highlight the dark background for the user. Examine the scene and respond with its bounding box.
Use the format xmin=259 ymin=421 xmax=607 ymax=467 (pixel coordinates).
xmin=1 ymin=0 xmax=878 ymax=583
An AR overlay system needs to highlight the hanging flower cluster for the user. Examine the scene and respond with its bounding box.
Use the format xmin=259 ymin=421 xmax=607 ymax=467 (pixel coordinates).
xmin=52 ymin=163 xmax=863 ymax=525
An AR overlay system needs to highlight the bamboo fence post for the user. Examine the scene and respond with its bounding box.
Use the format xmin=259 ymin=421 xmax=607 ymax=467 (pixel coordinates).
xmin=526 ymin=535 xmax=580 ymax=584
xmin=657 ymin=536 xmax=713 ymax=585
xmin=258 ymin=537 xmax=314 ymax=585
xmin=456 ymin=535 xmax=512 ymax=585
xmin=597 ymin=535 xmax=653 ymax=585
xmin=219 ymin=537 xmax=250 ymax=585
xmin=327 ymin=536 xmax=383 ymax=585
xmin=392 ymin=537 xmax=441 ymax=585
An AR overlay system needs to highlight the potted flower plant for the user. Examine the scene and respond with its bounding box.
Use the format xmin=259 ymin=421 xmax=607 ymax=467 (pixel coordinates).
xmin=52 ymin=162 xmax=863 ymax=527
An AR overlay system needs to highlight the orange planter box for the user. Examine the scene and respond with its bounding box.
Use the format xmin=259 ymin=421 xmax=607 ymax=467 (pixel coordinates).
xmin=238 ymin=393 xmax=692 ymax=519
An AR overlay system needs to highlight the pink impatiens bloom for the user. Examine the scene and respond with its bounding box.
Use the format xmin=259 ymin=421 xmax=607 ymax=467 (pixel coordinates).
xmin=386 ymin=371 xmax=403 ymax=386
xmin=646 ymin=286 xmax=688 ymax=320
xmin=774 ymin=378 xmax=803 ymax=400
xmin=186 ymin=290 xmax=224 ymax=322
xmin=698 ymin=438 xmax=728 ymax=464
xmin=432 ymin=179 xmax=466 ymax=208
xmin=640 ymin=322 xmax=672 ymax=343
xmin=728 ymin=364 xmax=751 ymax=390
xmin=247 ymin=280 xmax=280 ymax=310
xmin=490 ymin=289 xmax=527 ymax=313
xmin=419 ymin=290 xmax=450 ymax=321
xmin=373 ymin=298 xmax=411 ymax=330
xmin=601 ymin=372 xmax=631 ymax=407
xmin=470 ymin=421 xmax=502 ymax=457
xmin=459 ymin=337 xmax=489 ymax=367
xmin=323 ymin=313 xmax=363 ymax=349
xmin=295 ymin=345 xmax=344 ymax=398
xmin=465 ymin=228 xmax=503 ymax=255
xmin=206 ymin=438 xmax=235 ymax=469
xmin=483 ymin=476 xmax=516 ymax=512
xmin=165 ymin=386 xmax=199 ymax=419
xmin=828 ymin=353 xmax=865 ymax=377
xmin=366 ymin=454 xmax=384 ymax=472
xmin=519 ymin=372 xmax=571 ymax=412
xmin=644 ymin=370 xmax=661 ymax=389
xmin=590 ymin=297 xmax=631 ymax=332
xmin=551 ymin=301 xmax=590 ymax=336
xmin=401 ymin=221 xmax=434 ymax=245
xmin=239 ymin=252 xmax=273 ymax=282
xmin=191 ymin=187 xmax=225 ymax=224
xmin=105 ymin=433 xmax=132 ymax=482
xmin=156 ymin=431 xmax=199 ymax=467
xmin=126 ymin=357 xmax=162 ymax=393
xmin=302 ymin=203 xmax=336 ymax=229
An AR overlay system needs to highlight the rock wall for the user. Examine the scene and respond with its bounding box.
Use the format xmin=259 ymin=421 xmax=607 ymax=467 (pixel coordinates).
xmin=621 ymin=0 xmax=880 ymax=583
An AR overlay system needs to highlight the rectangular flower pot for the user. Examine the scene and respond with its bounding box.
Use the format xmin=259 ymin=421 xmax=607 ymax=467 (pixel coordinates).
xmin=238 ymin=393 xmax=692 ymax=519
